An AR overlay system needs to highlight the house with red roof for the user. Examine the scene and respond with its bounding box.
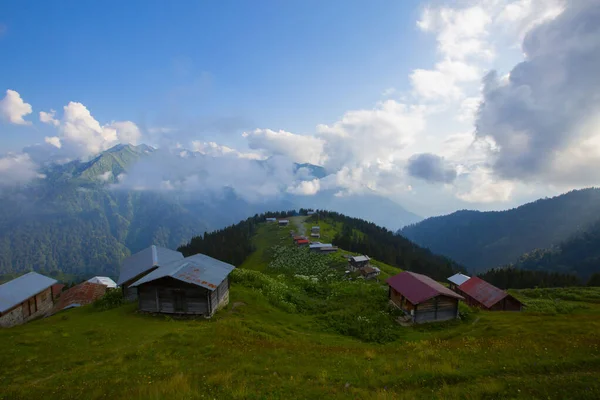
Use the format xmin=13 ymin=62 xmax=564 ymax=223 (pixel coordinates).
xmin=457 ymin=277 xmax=523 ymax=311
xmin=387 ymin=271 xmax=464 ymax=323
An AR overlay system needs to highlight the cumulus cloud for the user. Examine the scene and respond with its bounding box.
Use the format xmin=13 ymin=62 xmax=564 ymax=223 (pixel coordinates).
xmin=0 ymin=90 xmax=32 ymax=125
xmin=40 ymin=110 xmax=60 ymax=126
xmin=0 ymin=153 xmax=41 ymax=187
xmin=456 ymin=166 xmax=515 ymax=203
xmin=286 ymin=179 xmax=321 ymax=196
xmin=36 ymin=102 xmax=144 ymax=159
xmin=44 ymin=136 xmax=62 ymax=148
xmin=243 ymin=129 xmax=326 ymax=165
xmin=476 ymin=0 xmax=600 ymax=185
xmin=317 ymin=100 xmax=426 ymax=172
xmin=407 ymin=153 xmax=457 ymax=183
xmin=109 ymin=121 xmax=142 ymax=145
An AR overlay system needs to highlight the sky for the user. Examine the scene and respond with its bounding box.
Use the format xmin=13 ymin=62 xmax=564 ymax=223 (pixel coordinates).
xmin=1 ymin=0 xmax=599 ymax=218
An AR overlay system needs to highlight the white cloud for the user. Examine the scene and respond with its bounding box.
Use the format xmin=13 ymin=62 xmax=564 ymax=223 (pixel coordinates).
xmin=98 ymin=171 xmax=113 ymax=182
xmin=243 ymin=129 xmax=326 ymax=165
xmin=39 ymin=109 xmax=60 ymax=126
xmin=456 ymin=166 xmax=515 ymax=203
xmin=108 ymin=121 xmax=142 ymax=145
xmin=192 ymin=140 xmax=263 ymax=159
xmin=0 ymin=90 xmax=32 ymax=125
xmin=418 ymin=5 xmax=493 ymax=61
xmin=317 ymin=100 xmax=426 ymax=172
xmin=35 ymin=102 xmax=144 ymax=158
xmin=476 ymin=0 xmax=600 ymax=186
xmin=0 ymin=153 xmax=41 ymax=187
xmin=44 ymin=136 xmax=62 ymax=148
xmin=286 ymin=179 xmax=321 ymax=196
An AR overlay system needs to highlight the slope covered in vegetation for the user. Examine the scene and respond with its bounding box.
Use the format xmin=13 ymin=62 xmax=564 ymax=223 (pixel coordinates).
xmin=1 ymin=216 xmax=600 ymax=399
xmin=400 ymin=188 xmax=600 ymax=274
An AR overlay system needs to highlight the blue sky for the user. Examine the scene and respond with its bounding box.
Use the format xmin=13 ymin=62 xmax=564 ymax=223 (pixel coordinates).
xmin=1 ymin=0 xmax=598 ymax=217
xmin=0 ymin=0 xmax=430 ymax=151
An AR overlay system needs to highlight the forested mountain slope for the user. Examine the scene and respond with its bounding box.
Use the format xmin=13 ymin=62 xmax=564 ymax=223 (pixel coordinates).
xmin=400 ymin=188 xmax=600 ymax=273
xmin=513 ymin=219 xmax=600 ymax=280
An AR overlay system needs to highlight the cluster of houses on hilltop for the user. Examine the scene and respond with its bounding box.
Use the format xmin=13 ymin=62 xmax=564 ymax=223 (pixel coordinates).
xmin=0 ymin=273 xmax=118 ymax=328
xmin=348 ymin=255 xmax=381 ymax=280
xmin=290 ymin=226 xmax=339 ymax=254
xmin=386 ymin=271 xmax=524 ymax=324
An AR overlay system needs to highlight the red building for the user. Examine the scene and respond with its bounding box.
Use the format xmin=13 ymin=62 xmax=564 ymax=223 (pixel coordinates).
xmin=457 ymin=277 xmax=523 ymax=311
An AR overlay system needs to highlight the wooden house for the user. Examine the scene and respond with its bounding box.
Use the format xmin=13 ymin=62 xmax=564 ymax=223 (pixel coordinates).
xmin=0 ymin=272 xmax=57 ymax=328
xmin=130 ymin=253 xmax=235 ymax=317
xmin=456 ymin=277 xmax=523 ymax=311
xmin=311 ymin=226 xmax=320 ymax=234
xmin=359 ymin=266 xmax=380 ymax=280
xmin=318 ymin=246 xmax=338 ymax=254
xmin=278 ymin=219 xmax=290 ymax=227
xmin=349 ymin=255 xmax=371 ymax=271
xmin=117 ymin=245 xmax=184 ymax=300
xmin=310 ymin=232 xmax=320 ymax=238
xmin=387 ymin=271 xmax=464 ymax=324
xmin=447 ymin=273 xmax=471 ymax=291
xmin=266 ymin=217 xmax=277 ymax=222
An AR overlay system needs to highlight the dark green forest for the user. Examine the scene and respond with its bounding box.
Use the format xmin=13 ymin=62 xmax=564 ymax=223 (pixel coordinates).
xmin=513 ymin=218 xmax=600 ymax=280
xmin=478 ymin=267 xmax=581 ymax=289
xmin=178 ymin=211 xmax=297 ymax=265
xmin=400 ymin=188 xmax=600 ymax=275
xmin=308 ymin=211 xmax=466 ymax=281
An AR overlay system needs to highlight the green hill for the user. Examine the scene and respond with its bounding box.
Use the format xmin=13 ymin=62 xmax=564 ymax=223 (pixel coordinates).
xmin=1 ymin=215 xmax=600 ymax=399
xmin=400 ymin=188 xmax=600 ymax=274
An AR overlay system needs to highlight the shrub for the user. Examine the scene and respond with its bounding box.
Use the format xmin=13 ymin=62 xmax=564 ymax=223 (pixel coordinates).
xmin=93 ymin=289 xmax=125 ymax=311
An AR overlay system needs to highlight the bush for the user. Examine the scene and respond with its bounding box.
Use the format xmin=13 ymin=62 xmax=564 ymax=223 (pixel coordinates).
xmin=458 ymin=302 xmax=479 ymax=321
xmin=93 ymin=289 xmax=125 ymax=311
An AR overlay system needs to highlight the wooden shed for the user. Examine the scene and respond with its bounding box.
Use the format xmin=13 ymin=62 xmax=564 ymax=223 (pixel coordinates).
xmin=117 ymin=245 xmax=185 ymax=300
xmin=387 ymin=271 xmax=464 ymax=324
xmin=456 ymin=277 xmax=523 ymax=311
xmin=129 ymin=253 xmax=234 ymax=317
xmin=349 ymin=255 xmax=370 ymax=271
xmin=0 ymin=272 xmax=57 ymax=328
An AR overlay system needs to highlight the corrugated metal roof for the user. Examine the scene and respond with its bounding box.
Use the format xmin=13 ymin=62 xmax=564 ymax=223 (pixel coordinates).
xmin=87 ymin=276 xmax=118 ymax=288
xmin=458 ymin=276 xmax=511 ymax=309
xmin=129 ymin=253 xmax=235 ymax=291
xmin=351 ymin=255 xmax=370 ymax=263
xmin=52 ymin=282 xmax=107 ymax=313
xmin=117 ymin=245 xmax=184 ymax=285
xmin=0 ymin=272 xmax=57 ymax=313
xmin=447 ymin=273 xmax=471 ymax=286
xmin=309 ymin=243 xmax=332 ymax=249
xmin=386 ymin=271 xmax=463 ymax=305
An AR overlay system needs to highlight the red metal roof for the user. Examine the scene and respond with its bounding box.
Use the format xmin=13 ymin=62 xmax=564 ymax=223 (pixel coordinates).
xmin=52 ymin=282 xmax=107 ymax=314
xmin=296 ymin=239 xmax=309 ymax=244
xmin=386 ymin=271 xmax=463 ymax=305
xmin=458 ymin=276 xmax=511 ymax=309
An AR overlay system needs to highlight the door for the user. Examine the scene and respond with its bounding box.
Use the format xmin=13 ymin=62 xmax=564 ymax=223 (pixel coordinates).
xmin=173 ymin=290 xmax=186 ymax=313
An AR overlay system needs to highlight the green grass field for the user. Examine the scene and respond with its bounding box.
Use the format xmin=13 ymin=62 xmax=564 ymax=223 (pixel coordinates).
xmin=1 ymin=217 xmax=600 ymax=399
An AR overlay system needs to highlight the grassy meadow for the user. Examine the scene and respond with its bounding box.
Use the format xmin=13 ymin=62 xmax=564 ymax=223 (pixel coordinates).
xmin=1 ymin=216 xmax=600 ymax=399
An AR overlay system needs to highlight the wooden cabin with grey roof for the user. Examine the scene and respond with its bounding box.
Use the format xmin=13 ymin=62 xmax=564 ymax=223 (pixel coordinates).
xmin=119 ymin=246 xmax=235 ymax=317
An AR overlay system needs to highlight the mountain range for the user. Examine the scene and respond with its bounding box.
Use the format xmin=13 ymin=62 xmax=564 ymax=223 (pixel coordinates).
xmin=400 ymin=188 xmax=600 ymax=278
xmin=0 ymin=144 xmax=421 ymax=279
